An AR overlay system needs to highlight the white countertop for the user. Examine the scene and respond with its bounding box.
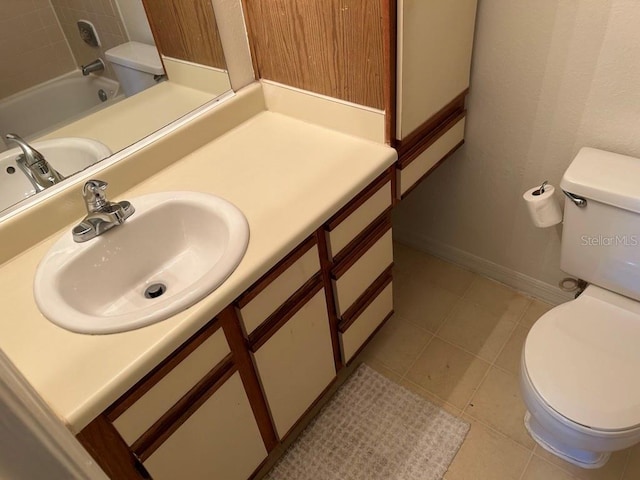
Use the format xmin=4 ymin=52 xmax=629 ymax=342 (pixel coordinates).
xmin=41 ymin=82 xmax=216 ymax=154
xmin=0 ymin=111 xmax=395 ymax=433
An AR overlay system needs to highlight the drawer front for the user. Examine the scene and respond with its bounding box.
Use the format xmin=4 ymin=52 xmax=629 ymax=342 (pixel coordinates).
xmin=333 ymin=228 xmax=393 ymax=316
xmin=327 ymin=181 xmax=392 ymax=259
xmin=113 ymin=327 xmax=230 ymax=445
xmin=252 ymin=289 xmax=335 ymax=438
xmin=341 ymin=282 xmax=393 ymax=362
xmin=399 ymin=118 xmax=465 ymax=196
xmin=143 ymin=372 xmax=267 ymax=480
xmin=238 ymin=243 xmax=320 ymax=336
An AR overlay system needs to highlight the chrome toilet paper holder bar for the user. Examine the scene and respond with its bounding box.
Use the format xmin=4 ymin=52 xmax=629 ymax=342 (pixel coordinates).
xmin=533 ymin=181 xmax=548 ymax=196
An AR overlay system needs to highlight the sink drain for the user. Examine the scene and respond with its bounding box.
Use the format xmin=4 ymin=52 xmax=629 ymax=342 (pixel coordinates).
xmin=144 ymin=283 xmax=167 ymax=299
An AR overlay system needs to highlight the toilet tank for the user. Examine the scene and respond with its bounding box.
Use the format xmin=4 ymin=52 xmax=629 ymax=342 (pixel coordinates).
xmin=105 ymin=42 xmax=164 ymax=97
xmin=560 ymin=147 xmax=640 ymax=301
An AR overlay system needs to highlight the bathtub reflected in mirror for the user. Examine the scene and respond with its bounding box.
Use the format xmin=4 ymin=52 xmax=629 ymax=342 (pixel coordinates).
xmin=0 ymin=0 xmax=231 ymax=214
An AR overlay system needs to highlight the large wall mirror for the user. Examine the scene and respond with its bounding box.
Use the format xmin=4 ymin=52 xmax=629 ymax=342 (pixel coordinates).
xmin=0 ymin=0 xmax=234 ymax=215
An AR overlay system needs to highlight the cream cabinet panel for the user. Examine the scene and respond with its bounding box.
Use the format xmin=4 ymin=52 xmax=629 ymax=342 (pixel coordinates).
xmin=328 ymin=182 xmax=392 ymax=258
xmin=399 ymin=119 xmax=465 ymax=196
xmin=240 ymin=245 xmax=320 ymax=335
xmin=114 ymin=328 xmax=230 ymax=445
xmin=341 ymin=283 xmax=393 ymax=362
xmin=252 ymin=290 xmax=335 ymax=438
xmin=333 ymin=230 xmax=393 ymax=315
xmin=397 ymin=0 xmax=477 ymax=138
xmin=143 ymin=372 xmax=267 ymax=480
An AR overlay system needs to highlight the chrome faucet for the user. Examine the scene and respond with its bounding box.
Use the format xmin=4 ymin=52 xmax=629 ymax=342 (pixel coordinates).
xmin=72 ymin=180 xmax=135 ymax=243
xmin=81 ymin=58 xmax=105 ymax=76
xmin=5 ymin=133 xmax=64 ymax=192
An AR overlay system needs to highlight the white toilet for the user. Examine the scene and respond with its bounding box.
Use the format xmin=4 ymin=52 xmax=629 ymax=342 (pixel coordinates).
xmin=104 ymin=41 xmax=165 ymax=97
xmin=521 ymin=147 xmax=640 ymax=468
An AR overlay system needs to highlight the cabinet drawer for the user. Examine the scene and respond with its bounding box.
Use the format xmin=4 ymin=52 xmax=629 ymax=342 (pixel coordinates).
xmin=143 ymin=371 xmax=267 ymax=480
xmin=332 ymin=221 xmax=393 ymax=316
xmin=112 ymin=324 xmax=230 ymax=445
xmin=340 ymin=277 xmax=393 ymax=363
xmin=252 ymin=287 xmax=336 ymax=438
xmin=399 ymin=117 xmax=465 ymax=196
xmin=236 ymin=237 xmax=320 ymax=336
xmin=325 ymin=173 xmax=392 ymax=260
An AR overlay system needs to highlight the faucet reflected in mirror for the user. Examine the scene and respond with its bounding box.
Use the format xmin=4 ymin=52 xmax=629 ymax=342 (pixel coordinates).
xmin=0 ymin=0 xmax=232 ymax=216
xmin=80 ymin=59 xmax=105 ymax=77
xmin=5 ymin=133 xmax=64 ymax=192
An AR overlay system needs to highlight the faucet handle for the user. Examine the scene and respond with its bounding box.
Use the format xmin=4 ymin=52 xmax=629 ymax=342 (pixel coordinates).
xmin=82 ymin=179 xmax=109 ymax=212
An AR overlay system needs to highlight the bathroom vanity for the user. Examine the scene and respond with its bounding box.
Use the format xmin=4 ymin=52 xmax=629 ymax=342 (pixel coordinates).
xmin=0 ymin=85 xmax=397 ymax=479
xmin=78 ymin=166 xmax=395 ymax=479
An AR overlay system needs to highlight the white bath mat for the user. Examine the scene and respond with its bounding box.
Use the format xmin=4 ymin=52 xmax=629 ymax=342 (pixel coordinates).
xmin=264 ymin=363 xmax=469 ymax=480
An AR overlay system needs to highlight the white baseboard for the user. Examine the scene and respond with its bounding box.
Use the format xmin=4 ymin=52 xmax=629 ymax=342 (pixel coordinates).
xmin=394 ymin=229 xmax=573 ymax=306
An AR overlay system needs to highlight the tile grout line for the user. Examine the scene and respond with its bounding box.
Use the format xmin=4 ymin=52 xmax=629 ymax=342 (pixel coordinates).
xmin=620 ymin=453 xmax=630 ymax=480
xmin=399 ymin=276 xmax=475 ymax=387
xmin=460 ymin=298 xmax=531 ymax=424
xmin=517 ymin=450 xmax=535 ymax=480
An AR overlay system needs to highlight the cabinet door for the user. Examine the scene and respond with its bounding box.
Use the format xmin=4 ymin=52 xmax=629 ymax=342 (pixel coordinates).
xmin=143 ymin=372 xmax=266 ymax=480
xmin=396 ymin=0 xmax=477 ymax=139
xmin=252 ymin=287 xmax=336 ymax=439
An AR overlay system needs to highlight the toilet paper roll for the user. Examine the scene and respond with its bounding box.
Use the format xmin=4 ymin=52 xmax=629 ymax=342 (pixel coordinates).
xmin=523 ymin=184 xmax=562 ymax=228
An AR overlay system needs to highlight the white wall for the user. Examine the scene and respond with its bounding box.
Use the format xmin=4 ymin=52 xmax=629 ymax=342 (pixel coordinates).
xmin=394 ymin=0 xmax=640 ymax=304
xmin=114 ymin=0 xmax=155 ymax=45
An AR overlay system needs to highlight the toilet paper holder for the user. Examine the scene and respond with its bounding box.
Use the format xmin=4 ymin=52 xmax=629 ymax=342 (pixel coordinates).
xmin=533 ymin=181 xmax=548 ymax=196
xmin=535 ymin=179 xmax=587 ymax=208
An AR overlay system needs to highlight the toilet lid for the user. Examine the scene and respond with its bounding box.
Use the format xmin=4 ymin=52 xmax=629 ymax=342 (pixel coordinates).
xmin=524 ymin=286 xmax=640 ymax=431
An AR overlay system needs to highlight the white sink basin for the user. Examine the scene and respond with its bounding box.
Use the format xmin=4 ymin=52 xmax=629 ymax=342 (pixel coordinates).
xmin=0 ymin=137 xmax=111 ymax=211
xmin=34 ymin=191 xmax=249 ymax=334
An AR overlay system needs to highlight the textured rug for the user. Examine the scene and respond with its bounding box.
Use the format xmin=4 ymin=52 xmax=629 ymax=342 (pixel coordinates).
xmin=264 ymin=364 xmax=470 ymax=480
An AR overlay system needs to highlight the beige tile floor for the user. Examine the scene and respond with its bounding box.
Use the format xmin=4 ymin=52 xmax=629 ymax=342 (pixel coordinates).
xmin=355 ymin=243 xmax=640 ymax=480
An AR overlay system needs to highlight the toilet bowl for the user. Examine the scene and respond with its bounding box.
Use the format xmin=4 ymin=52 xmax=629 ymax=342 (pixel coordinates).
xmin=521 ymin=285 xmax=640 ymax=468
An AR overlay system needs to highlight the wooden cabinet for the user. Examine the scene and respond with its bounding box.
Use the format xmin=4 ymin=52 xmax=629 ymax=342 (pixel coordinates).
xmin=397 ymin=114 xmax=466 ymax=198
xmin=251 ymin=284 xmax=335 ymax=438
xmin=143 ymin=372 xmax=266 ymax=480
xmin=77 ymin=320 xmax=269 ymax=480
xmin=341 ymin=275 xmax=393 ymax=362
xmin=242 ymin=0 xmax=478 ymax=195
xmin=396 ymin=0 xmax=477 ymax=140
xmin=235 ymin=237 xmax=321 ymax=336
xmin=323 ymin=170 xmax=395 ymax=365
xmin=112 ymin=326 xmax=231 ymax=445
xmin=77 ymin=173 xmax=396 ymax=479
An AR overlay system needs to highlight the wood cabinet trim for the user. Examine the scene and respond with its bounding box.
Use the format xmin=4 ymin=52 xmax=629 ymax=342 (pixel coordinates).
xmin=401 ymin=140 xmax=465 ymax=200
xmin=248 ymin=275 xmax=324 ymax=352
xmin=332 ymin=207 xmax=393 ymax=267
xmin=235 ymin=235 xmax=318 ymax=308
xmin=106 ymin=320 xmax=222 ymax=422
xmin=339 ymin=267 xmax=393 ymax=333
xmin=395 ymin=89 xmax=468 ymax=160
xmin=77 ymin=415 xmax=149 ymax=479
xmin=398 ymin=109 xmax=467 ymax=170
xmin=345 ymin=310 xmax=394 ymax=366
xmin=383 ymin=0 xmax=398 ymax=144
xmin=316 ymin=228 xmax=344 ymax=372
xmin=133 ymin=355 xmax=236 ymax=461
xmin=325 ymin=169 xmax=391 ymax=232
xmin=330 ymin=216 xmax=392 ymax=281
xmin=219 ymin=307 xmax=279 ymax=452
